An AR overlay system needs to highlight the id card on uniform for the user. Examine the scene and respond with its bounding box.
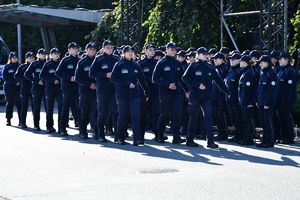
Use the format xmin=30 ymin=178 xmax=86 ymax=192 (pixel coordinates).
xmin=49 ymin=69 xmax=55 ymax=73
xmin=122 ymin=69 xmax=128 ymax=74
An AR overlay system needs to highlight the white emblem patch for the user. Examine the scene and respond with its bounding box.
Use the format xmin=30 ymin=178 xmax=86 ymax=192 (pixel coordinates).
xmin=246 ymin=82 xmax=251 ymax=86
xmin=8 ymin=69 xmax=14 ymax=73
xmin=121 ymin=69 xmax=128 ymax=74
xmin=36 ymin=68 xmax=41 ymax=73
xmin=102 ymin=64 xmax=108 ymax=69
xmin=67 ymin=64 xmax=73 ymax=69
xmin=195 ymin=71 xmax=202 ymax=76
xmin=143 ymin=67 xmax=150 ymax=72
xmin=271 ymin=81 xmax=275 ymax=86
xmin=84 ymin=66 xmax=90 ymax=71
xmin=49 ymin=69 xmax=55 ymax=73
xmin=164 ymin=66 xmax=170 ymax=71
xmin=288 ymin=80 xmax=292 ymax=84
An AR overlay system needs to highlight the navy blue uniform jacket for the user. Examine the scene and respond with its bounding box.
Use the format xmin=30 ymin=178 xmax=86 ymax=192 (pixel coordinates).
xmin=152 ymin=55 xmax=188 ymax=95
xmin=138 ymin=57 xmax=158 ymax=96
xmin=275 ymin=63 xmax=297 ymax=107
xmin=110 ymin=57 xmax=149 ymax=99
xmin=15 ymin=62 xmax=32 ymax=94
xmin=255 ymin=65 xmax=277 ymax=107
xmin=24 ymin=59 xmax=46 ymax=92
xmin=89 ymin=52 xmax=119 ymax=93
xmin=238 ymin=65 xmax=256 ymax=107
xmin=75 ymin=55 xmax=96 ymax=95
xmin=182 ymin=60 xmax=229 ymax=99
xmin=225 ymin=65 xmax=242 ymax=103
xmin=211 ymin=62 xmax=228 ymax=103
xmin=55 ymin=55 xmax=80 ymax=92
xmin=39 ymin=59 xmax=61 ymax=93
xmin=3 ymin=62 xmax=20 ymax=90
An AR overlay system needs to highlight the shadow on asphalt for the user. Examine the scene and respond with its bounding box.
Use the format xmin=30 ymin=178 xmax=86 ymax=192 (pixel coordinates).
xmin=43 ymin=129 xmax=300 ymax=167
xmin=9 ymin=124 xmax=300 ymax=168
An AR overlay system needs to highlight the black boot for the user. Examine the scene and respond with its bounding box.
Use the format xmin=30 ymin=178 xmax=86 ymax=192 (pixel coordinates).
xmin=207 ymin=140 xmax=219 ymax=149
xmin=6 ymin=119 xmax=11 ymax=126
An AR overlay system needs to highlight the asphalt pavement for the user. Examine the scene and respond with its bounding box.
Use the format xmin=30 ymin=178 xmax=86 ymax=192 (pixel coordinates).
xmin=0 ymin=104 xmax=299 ymax=200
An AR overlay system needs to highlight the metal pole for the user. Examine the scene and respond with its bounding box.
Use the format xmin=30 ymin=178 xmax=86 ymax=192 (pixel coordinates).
xmin=221 ymin=16 xmax=239 ymax=52
xmin=283 ymin=0 xmax=288 ymax=51
xmin=220 ymin=0 xmax=223 ymax=48
xmin=267 ymin=0 xmax=272 ymax=53
xmin=17 ymin=0 xmax=22 ymax=63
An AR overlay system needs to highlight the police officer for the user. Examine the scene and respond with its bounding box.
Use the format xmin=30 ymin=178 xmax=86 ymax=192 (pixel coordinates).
xmin=275 ymin=52 xmax=297 ymax=144
xmin=211 ymin=52 xmax=229 ymax=140
xmin=3 ymin=52 xmax=21 ymax=126
xmin=14 ymin=52 xmax=35 ymax=128
xmin=152 ymin=42 xmax=188 ymax=144
xmin=55 ymin=42 xmax=81 ymax=136
xmin=238 ymin=55 xmax=256 ymax=145
xmin=89 ymin=40 xmax=120 ymax=142
xmin=186 ymin=51 xmax=197 ymax=64
xmin=182 ymin=47 xmax=230 ymax=148
xmin=110 ymin=45 xmax=149 ymax=145
xmin=176 ymin=50 xmax=189 ymax=136
xmin=154 ymin=50 xmax=165 ymax=61
xmin=138 ymin=43 xmax=161 ymax=141
xmin=255 ymin=55 xmax=277 ymax=148
xmin=269 ymin=50 xmax=281 ymax=74
xmin=39 ymin=47 xmax=62 ymax=133
xmin=220 ymin=47 xmax=231 ymax=69
xmin=75 ymin=42 xmax=97 ymax=139
xmin=24 ymin=48 xmax=47 ymax=131
xmin=208 ymin=48 xmax=218 ymax=61
xmin=226 ymin=53 xmax=244 ymax=143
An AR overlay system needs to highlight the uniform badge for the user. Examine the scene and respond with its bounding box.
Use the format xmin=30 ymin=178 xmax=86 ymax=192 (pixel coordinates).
xmin=121 ymin=69 xmax=128 ymax=74
xmin=246 ymin=82 xmax=251 ymax=86
xmin=164 ymin=66 xmax=170 ymax=71
xmin=288 ymin=80 xmax=292 ymax=84
xmin=102 ymin=64 xmax=108 ymax=69
xmin=143 ymin=67 xmax=150 ymax=72
xmin=36 ymin=68 xmax=41 ymax=73
xmin=271 ymin=81 xmax=275 ymax=86
xmin=231 ymin=79 xmax=235 ymax=82
xmin=280 ymin=79 xmax=284 ymax=81
xmin=84 ymin=66 xmax=90 ymax=71
xmin=177 ymin=68 xmax=180 ymax=70
xmin=8 ymin=69 xmax=14 ymax=73
xmin=262 ymin=82 xmax=267 ymax=85
xmin=195 ymin=70 xmax=202 ymax=76
xmin=208 ymin=73 xmax=211 ymax=76
xmin=67 ymin=64 xmax=73 ymax=69
xmin=134 ymin=70 xmax=138 ymax=73
xmin=49 ymin=69 xmax=55 ymax=73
